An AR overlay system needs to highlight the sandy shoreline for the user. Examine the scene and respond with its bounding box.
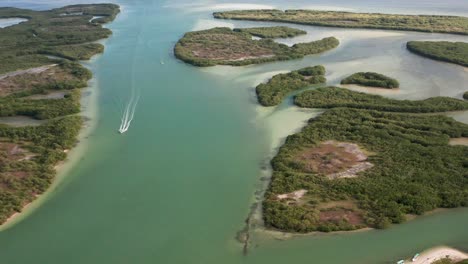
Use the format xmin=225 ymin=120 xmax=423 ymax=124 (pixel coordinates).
xmin=0 ymin=73 xmax=100 ymax=231
xmin=405 ymin=246 xmax=468 ymax=264
xmin=0 ymin=5 xmax=120 ymax=231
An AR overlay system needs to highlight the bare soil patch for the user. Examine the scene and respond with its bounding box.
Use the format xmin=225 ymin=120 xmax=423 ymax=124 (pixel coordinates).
xmin=449 ymin=137 xmax=468 ymax=146
xmin=0 ymin=65 xmax=77 ymax=96
xmin=294 ymin=141 xmax=373 ymax=179
xmin=319 ymin=208 xmax=364 ymax=226
xmin=188 ymin=33 xmax=274 ymax=61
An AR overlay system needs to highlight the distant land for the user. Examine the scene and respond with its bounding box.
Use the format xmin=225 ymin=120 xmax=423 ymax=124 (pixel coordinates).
xmin=214 ymin=9 xmax=468 ymax=35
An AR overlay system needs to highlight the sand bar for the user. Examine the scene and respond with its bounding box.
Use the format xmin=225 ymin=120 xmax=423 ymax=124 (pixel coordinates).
xmin=408 ymin=246 xmax=468 ymax=264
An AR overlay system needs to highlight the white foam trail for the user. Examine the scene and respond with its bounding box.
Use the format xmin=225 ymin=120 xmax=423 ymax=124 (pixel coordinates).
xmin=118 ymin=90 xmax=140 ymax=133
xmin=118 ymin=89 xmax=140 ymax=133
xmin=118 ymin=12 xmax=143 ymax=134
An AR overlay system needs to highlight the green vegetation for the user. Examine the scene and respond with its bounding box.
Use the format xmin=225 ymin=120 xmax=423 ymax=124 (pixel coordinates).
xmin=174 ymin=27 xmax=339 ymax=66
xmin=407 ymin=41 xmax=468 ymax=67
xmin=341 ymin=72 xmax=399 ymax=88
xmin=0 ymin=3 xmax=119 ymax=73
xmin=464 ymin=91 xmax=468 ymax=100
xmin=0 ymin=4 xmax=118 ymax=225
xmin=295 ymin=87 xmax=468 ymax=113
xmin=264 ymin=108 xmax=468 ymax=232
xmin=0 ymin=116 xmax=82 ymax=224
xmin=38 ymin=43 xmax=105 ymax=61
xmin=213 ymin=10 xmax=468 ymax=35
xmin=0 ymin=89 xmax=81 ymax=120
xmin=256 ymin=65 xmax=326 ymax=106
xmin=233 ymin=26 xmax=306 ymax=38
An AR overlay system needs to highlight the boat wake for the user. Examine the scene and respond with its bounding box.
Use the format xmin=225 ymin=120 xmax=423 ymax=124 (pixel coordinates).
xmin=118 ymin=22 xmax=143 ymax=134
xmin=118 ymin=90 xmax=140 ymax=134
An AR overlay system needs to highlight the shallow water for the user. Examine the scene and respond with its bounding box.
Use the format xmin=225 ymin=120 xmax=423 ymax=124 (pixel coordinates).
xmin=0 ymin=0 xmax=467 ymax=263
xmin=0 ymin=18 xmax=27 ymax=28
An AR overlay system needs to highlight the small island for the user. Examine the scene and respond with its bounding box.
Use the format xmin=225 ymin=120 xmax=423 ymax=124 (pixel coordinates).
xmin=407 ymin=41 xmax=468 ymax=67
xmin=256 ymin=65 xmax=326 ymax=106
xmin=174 ymin=27 xmax=339 ymax=66
xmin=261 ymin=85 xmax=468 ymax=233
xmin=213 ymin=10 xmax=468 ymax=35
xmin=0 ymin=4 xmax=119 ymax=225
xmin=341 ymin=72 xmax=399 ymax=88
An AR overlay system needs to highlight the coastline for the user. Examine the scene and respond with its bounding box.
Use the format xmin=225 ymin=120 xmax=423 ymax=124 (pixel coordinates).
xmin=0 ymin=72 xmax=101 ymax=231
xmin=0 ymin=4 xmax=121 ymax=231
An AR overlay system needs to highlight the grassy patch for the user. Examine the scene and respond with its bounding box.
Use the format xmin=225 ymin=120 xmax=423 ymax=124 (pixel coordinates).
xmin=214 ymin=10 xmax=468 ymax=35
xmin=407 ymin=41 xmax=468 ymax=67
xmin=295 ymin=87 xmax=468 ymax=113
xmin=174 ymin=27 xmax=339 ymax=66
xmin=256 ymin=65 xmax=326 ymax=106
xmin=38 ymin=43 xmax=104 ymax=61
xmin=233 ymin=26 xmax=306 ymax=38
xmin=341 ymin=72 xmax=399 ymax=88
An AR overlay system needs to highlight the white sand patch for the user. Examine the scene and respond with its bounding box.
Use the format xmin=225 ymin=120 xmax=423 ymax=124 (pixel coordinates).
xmin=191 ymin=19 xmax=234 ymax=31
xmin=408 ymin=246 xmax=468 ymax=264
xmin=239 ymin=70 xmax=289 ymax=86
xmin=276 ymin=29 xmax=404 ymax=48
xmin=277 ymin=189 xmax=307 ymax=200
xmin=340 ymin=84 xmax=401 ymax=96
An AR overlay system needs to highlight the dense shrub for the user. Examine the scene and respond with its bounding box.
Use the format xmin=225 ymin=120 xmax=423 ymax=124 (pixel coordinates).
xmin=407 ymin=41 xmax=468 ymax=67
xmin=295 ymin=87 xmax=468 ymax=113
xmin=264 ymin=108 xmax=468 ymax=232
xmin=341 ymin=72 xmax=399 ymax=88
xmin=233 ymin=26 xmax=306 ymax=38
xmin=256 ymin=65 xmax=326 ymax=106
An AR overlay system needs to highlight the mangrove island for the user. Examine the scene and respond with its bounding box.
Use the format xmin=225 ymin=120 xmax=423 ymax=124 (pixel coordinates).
xmin=341 ymin=72 xmax=399 ymax=89
xmin=263 ymin=86 xmax=468 ymax=232
xmin=256 ymin=65 xmax=326 ymax=106
xmin=407 ymin=41 xmax=468 ymax=67
xmin=174 ymin=27 xmax=339 ymax=66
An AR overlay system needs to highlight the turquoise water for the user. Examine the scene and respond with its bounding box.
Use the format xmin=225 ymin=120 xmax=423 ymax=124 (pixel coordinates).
xmin=0 ymin=1 xmax=467 ymax=263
